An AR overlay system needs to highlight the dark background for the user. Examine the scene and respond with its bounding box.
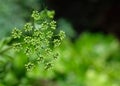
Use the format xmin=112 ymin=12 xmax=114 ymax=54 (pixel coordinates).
xmin=46 ymin=0 xmax=120 ymax=38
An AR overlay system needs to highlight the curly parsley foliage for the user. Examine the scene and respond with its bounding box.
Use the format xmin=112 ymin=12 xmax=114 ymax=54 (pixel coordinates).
xmin=11 ymin=10 xmax=65 ymax=70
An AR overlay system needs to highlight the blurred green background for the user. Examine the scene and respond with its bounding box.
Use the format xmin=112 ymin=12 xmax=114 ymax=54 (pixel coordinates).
xmin=0 ymin=0 xmax=120 ymax=86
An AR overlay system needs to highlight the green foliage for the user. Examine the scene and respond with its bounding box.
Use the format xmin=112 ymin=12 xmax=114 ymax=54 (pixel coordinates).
xmin=52 ymin=32 xmax=120 ymax=86
xmin=0 ymin=31 xmax=120 ymax=86
xmin=0 ymin=0 xmax=42 ymax=39
xmin=0 ymin=0 xmax=25 ymax=39
xmin=11 ymin=10 xmax=65 ymax=71
xmin=0 ymin=1 xmax=120 ymax=85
